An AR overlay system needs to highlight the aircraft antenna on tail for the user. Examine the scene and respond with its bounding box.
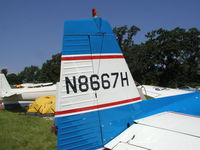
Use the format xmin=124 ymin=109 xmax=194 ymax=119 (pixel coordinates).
xmin=92 ymin=8 xmax=98 ymax=17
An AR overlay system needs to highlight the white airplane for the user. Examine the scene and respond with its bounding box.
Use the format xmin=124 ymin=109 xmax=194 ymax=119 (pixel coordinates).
xmin=0 ymin=73 xmax=56 ymax=106
xmin=54 ymin=9 xmax=200 ymax=150
xmin=138 ymin=84 xmax=192 ymax=98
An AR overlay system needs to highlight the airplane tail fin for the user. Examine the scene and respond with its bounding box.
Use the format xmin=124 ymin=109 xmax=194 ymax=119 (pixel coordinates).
xmin=0 ymin=73 xmax=12 ymax=97
xmin=55 ymin=14 xmax=141 ymax=150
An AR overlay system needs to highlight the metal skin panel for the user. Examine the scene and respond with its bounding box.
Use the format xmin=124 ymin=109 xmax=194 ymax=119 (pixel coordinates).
xmin=91 ymin=58 xmax=140 ymax=105
xmin=56 ymin=111 xmax=102 ymax=150
xmin=136 ymin=112 xmax=200 ymax=136
xmin=62 ymin=36 xmax=91 ymax=55
xmin=89 ymin=53 xmax=141 ymax=144
xmin=63 ymin=18 xmax=113 ymax=36
xmin=89 ymin=35 xmax=122 ymax=54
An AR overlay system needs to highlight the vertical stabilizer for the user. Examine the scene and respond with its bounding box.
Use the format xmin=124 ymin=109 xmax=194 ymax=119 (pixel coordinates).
xmin=55 ymin=17 xmax=141 ymax=150
xmin=0 ymin=73 xmax=12 ymax=97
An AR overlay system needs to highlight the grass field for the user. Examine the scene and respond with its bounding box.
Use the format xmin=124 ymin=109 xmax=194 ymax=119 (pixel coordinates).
xmin=0 ymin=109 xmax=56 ymax=150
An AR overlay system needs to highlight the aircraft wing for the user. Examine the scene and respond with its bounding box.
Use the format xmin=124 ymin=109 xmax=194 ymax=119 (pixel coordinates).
xmin=105 ymin=112 xmax=200 ymax=150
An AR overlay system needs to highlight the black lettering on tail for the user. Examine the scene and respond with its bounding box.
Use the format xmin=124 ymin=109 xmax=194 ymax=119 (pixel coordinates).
xmin=121 ymin=72 xmax=129 ymax=87
xmin=65 ymin=76 xmax=77 ymax=94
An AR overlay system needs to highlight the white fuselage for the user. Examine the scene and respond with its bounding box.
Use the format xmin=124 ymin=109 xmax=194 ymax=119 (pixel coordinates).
xmin=2 ymin=84 xmax=56 ymax=105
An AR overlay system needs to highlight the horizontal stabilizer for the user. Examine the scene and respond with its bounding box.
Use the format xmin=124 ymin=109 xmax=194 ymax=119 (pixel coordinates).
xmin=105 ymin=112 xmax=200 ymax=150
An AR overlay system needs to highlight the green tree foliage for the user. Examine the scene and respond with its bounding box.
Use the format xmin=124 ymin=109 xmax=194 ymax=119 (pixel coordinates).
xmin=6 ymin=73 xmax=21 ymax=85
xmin=126 ymin=27 xmax=200 ymax=87
xmin=1 ymin=68 xmax=20 ymax=84
xmin=113 ymin=25 xmax=140 ymax=50
xmin=38 ymin=53 xmax=61 ymax=83
xmin=126 ymin=44 xmax=160 ymax=85
xmin=18 ymin=66 xmax=40 ymax=83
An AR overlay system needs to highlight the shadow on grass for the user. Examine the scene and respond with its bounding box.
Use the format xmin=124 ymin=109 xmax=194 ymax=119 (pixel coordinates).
xmin=4 ymin=104 xmax=55 ymax=117
xmin=4 ymin=104 xmax=27 ymax=113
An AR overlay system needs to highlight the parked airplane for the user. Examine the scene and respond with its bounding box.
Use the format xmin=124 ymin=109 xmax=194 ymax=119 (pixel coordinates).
xmin=54 ymin=9 xmax=200 ymax=150
xmin=0 ymin=73 xmax=56 ymax=106
xmin=138 ymin=84 xmax=192 ymax=98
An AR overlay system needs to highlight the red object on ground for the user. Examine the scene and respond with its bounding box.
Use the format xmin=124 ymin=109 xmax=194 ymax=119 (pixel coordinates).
xmin=51 ymin=124 xmax=57 ymax=135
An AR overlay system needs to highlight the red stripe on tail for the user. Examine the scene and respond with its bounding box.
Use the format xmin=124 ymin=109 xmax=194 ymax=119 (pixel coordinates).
xmin=61 ymin=55 xmax=124 ymax=61
xmin=55 ymin=97 xmax=141 ymax=115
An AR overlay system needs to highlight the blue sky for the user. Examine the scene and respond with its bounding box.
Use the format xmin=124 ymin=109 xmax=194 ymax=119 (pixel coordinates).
xmin=0 ymin=0 xmax=200 ymax=73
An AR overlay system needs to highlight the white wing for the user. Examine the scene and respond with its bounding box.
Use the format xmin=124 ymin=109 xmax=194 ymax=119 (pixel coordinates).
xmin=105 ymin=112 xmax=200 ymax=150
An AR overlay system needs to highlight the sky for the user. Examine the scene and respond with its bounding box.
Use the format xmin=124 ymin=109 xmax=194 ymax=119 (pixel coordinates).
xmin=0 ymin=0 xmax=200 ymax=74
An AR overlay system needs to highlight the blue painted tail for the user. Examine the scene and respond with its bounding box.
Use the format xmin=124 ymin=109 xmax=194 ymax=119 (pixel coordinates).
xmin=55 ymin=17 xmax=141 ymax=149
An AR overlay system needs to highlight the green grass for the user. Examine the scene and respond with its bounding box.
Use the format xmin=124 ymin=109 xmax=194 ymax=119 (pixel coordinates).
xmin=0 ymin=109 xmax=56 ymax=150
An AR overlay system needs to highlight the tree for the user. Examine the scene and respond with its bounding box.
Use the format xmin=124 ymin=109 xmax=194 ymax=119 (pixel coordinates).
xmin=132 ymin=27 xmax=200 ymax=87
xmin=7 ymin=73 xmax=21 ymax=85
xmin=18 ymin=66 xmax=40 ymax=83
xmin=113 ymin=25 xmax=140 ymax=50
xmin=38 ymin=53 xmax=61 ymax=83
